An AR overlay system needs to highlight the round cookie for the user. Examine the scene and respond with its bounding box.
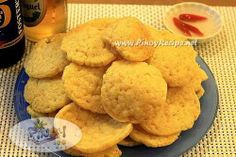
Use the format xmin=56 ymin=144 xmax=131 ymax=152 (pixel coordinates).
xmin=47 ymin=110 xmax=59 ymax=117
xmin=24 ymin=77 xmax=71 ymax=113
xmin=27 ymin=105 xmax=47 ymax=118
xmin=196 ymin=86 xmax=205 ymax=98
xmin=140 ymin=86 xmax=200 ymax=136
xmin=61 ymin=18 xmax=117 ymax=67
xmin=118 ymin=136 xmax=141 ymax=147
xmin=27 ymin=105 xmax=58 ymax=117
xmin=103 ymin=17 xmax=154 ymax=61
xmin=64 ymin=145 xmax=122 ymax=157
xmin=147 ymin=29 xmax=198 ymax=87
xmin=78 ymin=18 xmax=117 ymax=31
xmin=130 ymin=125 xmax=180 ymax=148
xmin=62 ymin=63 xmax=106 ymax=114
xmin=24 ymin=33 xmax=69 ymax=79
xmin=101 ymin=61 xmax=167 ymax=123
xmin=55 ymin=103 xmax=133 ymax=154
xmin=189 ymin=66 xmax=208 ymax=98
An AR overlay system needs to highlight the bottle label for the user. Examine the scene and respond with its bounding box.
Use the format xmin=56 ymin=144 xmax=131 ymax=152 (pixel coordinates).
xmin=22 ymin=0 xmax=47 ymax=27
xmin=0 ymin=0 xmax=24 ymax=49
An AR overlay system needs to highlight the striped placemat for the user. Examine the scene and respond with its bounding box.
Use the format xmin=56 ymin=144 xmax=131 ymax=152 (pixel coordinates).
xmin=0 ymin=3 xmax=235 ymax=157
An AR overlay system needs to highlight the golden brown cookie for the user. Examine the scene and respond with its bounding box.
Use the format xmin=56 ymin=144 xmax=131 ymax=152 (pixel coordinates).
xmin=130 ymin=126 xmax=180 ymax=148
xmin=70 ymin=18 xmax=117 ymax=32
xmin=24 ymin=77 xmax=71 ymax=113
xmin=189 ymin=67 xmax=208 ymax=98
xmin=147 ymin=29 xmax=198 ymax=87
xmin=27 ymin=105 xmax=58 ymax=117
xmin=118 ymin=136 xmax=141 ymax=147
xmin=55 ymin=103 xmax=133 ymax=153
xmin=61 ymin=18 xmax=116 ymax=67
xmin=103 ymin=17 xmax=154 ymax=61
xmin=140 ymin=86 xmax=200 ymax=136
xmin=24 ymin=33 xmax=69 ymax=79
xmin=64 ymin=145 xmax=122 ymax=157
xmin=196 ymin=86 xmax=205 ymax=98
xmin=26 ymin=105 xmax=47 ymax=118
xmin=101 ymin=61 xmax=167 ymax=123
xmin=47 ymin=110 xmax=59 ymax=117
xmin=62 ymin=63 xmax=106 ymax=114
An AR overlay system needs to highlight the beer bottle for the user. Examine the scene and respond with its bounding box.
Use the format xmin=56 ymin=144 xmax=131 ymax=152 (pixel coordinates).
xmin=22 ymin=0 xmax=67 ymax=42
xmin=0 ymin=0 xmax=25 ymax=68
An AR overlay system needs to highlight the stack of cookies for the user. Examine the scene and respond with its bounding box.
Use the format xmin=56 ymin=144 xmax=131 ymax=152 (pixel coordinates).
xmin=23 ymin=17 xmax=208 ymax=157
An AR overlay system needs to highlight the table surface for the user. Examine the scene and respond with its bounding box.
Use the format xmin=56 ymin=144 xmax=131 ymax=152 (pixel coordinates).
xmin=0 ymin=3 xmax=236 ymax=157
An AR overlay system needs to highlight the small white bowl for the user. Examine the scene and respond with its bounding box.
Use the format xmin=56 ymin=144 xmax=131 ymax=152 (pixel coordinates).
xmin=163 ymin=2 xmax=223 ymax=41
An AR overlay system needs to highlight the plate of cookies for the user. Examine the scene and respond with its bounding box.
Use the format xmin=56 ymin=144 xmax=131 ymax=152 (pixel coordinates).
xmin=14 ymin=17 xmax=218 ymax=157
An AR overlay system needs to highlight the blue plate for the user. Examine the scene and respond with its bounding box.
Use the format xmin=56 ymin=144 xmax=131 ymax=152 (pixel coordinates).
xmin=14 ymin=56 xmax=218 ymax=157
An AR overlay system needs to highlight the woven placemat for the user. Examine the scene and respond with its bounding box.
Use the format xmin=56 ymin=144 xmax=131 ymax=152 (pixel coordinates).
xmin=0 ymin=3 xmax=235 ymax=157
